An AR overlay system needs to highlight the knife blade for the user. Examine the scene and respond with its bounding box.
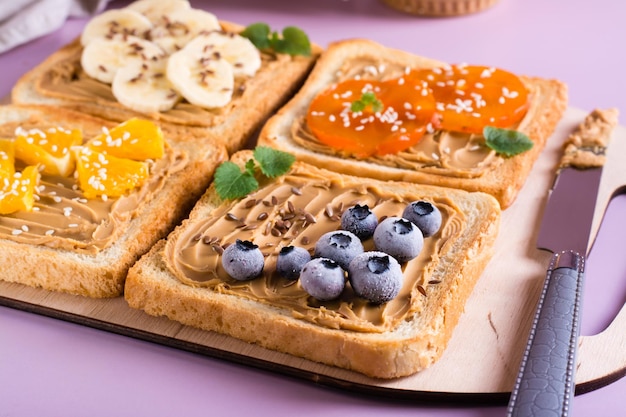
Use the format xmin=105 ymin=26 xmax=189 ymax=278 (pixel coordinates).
xmin=506 ymin=108 xmax=618 ymax=417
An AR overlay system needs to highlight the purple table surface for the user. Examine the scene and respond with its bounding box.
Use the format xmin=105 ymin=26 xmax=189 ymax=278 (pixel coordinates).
xmin=1 ymin=0 xmax=625 ymax=416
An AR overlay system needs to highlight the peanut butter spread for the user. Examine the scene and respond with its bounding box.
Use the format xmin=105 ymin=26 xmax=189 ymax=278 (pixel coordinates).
xmin=291 ymin=57 xmax=535 ymax=178
xmin=164 ymin=162 xmax=467 ymax=333
xmin=35 ymin=40 xmax=288 ymax=127
xmin=0 ymin=121 xmax=187 ymax=254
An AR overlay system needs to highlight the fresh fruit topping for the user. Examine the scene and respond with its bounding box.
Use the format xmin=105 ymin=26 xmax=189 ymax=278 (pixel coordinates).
xmin=148 ymin=9 xmax=221 ymax=54
xmin=402 ymin=200 xmax=442 ymax=237
xmin=0 ymin=165 xmax=40 ymax=214
xmin=0 ymin=139 xmax=15 ymax=177
xmin=183 ymin=32 xmax=262 ymax=77
xmin=221 ymin=239 xmax=265 ymax=281
xmin=14 ymin=126 xmax=83 ymax=177
xmin=80 ymin=9 xmax=153 ymax=46
xmin=348 ymin=251 xmax=403 ymax=304
xmin=240 ymin=23 xmax=311 ymax=57
xmin=87 ymin=118 xmax=165 ymax=160
xmin=166 ymin=46 xmax=234 ymax=108
xmin=74 ymin=147 xmax=149 ymax=199
xmin=126 ymin=0 xmax=191 ymax=23
xmin=276 ymin=245 xmax=312 ymax=280
xmin=81 ymin=35 xmax=165 ymax=84
xmin=340 ymin=204 xmax=378 ymax=240
xmin=214 ymin=146 xmax=295 ymax=200
xmin=407 ymin=64 xmax=529 ymax=134
xmin=306 ymin=78 xmax=437 ymax=157
xmin=314 ymin=230 xmax=364 ymax=270
xmin=112 ymin=56 xmax=181 ymax=114
xmin=373 ymin=217 xmax=424 ymax=263
xmin=299 ymin=258 xmax=346 ymax=301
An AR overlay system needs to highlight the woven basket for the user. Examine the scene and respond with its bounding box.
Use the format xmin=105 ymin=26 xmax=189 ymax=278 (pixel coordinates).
xmin=380 ymin=0 xmax=499 ymax=16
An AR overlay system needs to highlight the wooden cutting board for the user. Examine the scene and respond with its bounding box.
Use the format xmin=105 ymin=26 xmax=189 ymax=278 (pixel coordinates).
xmin=1 ymin=107 xmax=625 ymax=402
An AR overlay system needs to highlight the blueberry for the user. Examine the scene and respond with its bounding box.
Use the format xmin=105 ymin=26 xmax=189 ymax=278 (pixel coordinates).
xmin=349 ymin=251 xmax=403 ymax=304
xmin=276 ymin=246 xmax=311 ymax=280
xmin=373 ymin=216 xmax=423 ymax=263
xmin=314 ymin=230 xmax=364 ymax=270
xmin=340 ymin=204 xmax=378 ymax=240
xmin=221 ymin=239 xmax=264 ymax=281
xmin=402 ymin=200 xmax=442 ymax=237
xmin=300 ymin=258 xmax=346 ymax=301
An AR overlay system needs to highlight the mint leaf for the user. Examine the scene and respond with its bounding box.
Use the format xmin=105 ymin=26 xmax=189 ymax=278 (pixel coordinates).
xmin=214 ymin=161 xmax=259 ymax=200
xmin=240 ymin=23 xmax=271 ymax=50
xmin=253 ymin=146 xmax=296 ymax=178
xmin=270 ymin=26 xmax=311 ymax=56
xmin=484 ymin=126 xmax=533 ymax=157
xmin=245 ymin=158 xmax=256 ymax=176
xmin=351 ymin=91 xmax=383 ymax=113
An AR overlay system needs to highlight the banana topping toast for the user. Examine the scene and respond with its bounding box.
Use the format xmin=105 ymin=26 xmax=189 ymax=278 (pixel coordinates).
xmin=257 ymin=39 xmax=568 ymax=208
xmin=11 ymin=0 xmax=321 ymax=152
xmin=0 ymin=104 xmax=226 ymax=297
xmin=125 ymin=150 xmax=501 ymax=378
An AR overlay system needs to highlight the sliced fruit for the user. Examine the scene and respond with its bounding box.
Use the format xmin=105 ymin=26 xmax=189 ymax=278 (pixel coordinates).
xmin=0 ymin=165 xmax=40 ymax=214
xmin=112 ymin=57 xmax=181 ymax=114
xmin=126 ymin=0 xmax=191 ymax=22
xmin=0 ymin=139 xmax=15 ymax=177
xmin=14 ymin=126 xmax=83 ymax=177
xmin=166 ymin=46 xmax=234 ymax=108
xmin=81 ymin=35 xmax=165 ymax=84
xmin=306 ymin=78 xmax=437 ymax=157
xmin=80 ymin=9 xmax=153 ymax=46
xmin=74 ymin=147 xmax=149 ymax=199
xmin=149 ymin=8 xmax=221 ymax=54
xmin=87 ymin=118 xmax=165 ymax=161
xmin=183 ymin=31 xmax=261 ymax=77
xmin=407 ymin=64 xmax=529 ymax=134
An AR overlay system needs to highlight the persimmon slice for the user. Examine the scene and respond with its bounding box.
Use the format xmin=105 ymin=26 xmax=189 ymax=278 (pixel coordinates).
xmin=306 ymin=78 xmax=437 ymax=157
xmin=408 ymin=64 xmax=529 ymax=134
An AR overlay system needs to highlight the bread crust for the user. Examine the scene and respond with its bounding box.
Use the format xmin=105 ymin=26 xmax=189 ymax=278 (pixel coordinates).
xmin=257 ymin=39 xmax=568 ymax=208
xmin=125 ymin=150 xmax=501 ymax=378
xmin=0 ymin=104 xmax=227 ymax=297
xmin=11 ymin=21 xmax=321 ymax=153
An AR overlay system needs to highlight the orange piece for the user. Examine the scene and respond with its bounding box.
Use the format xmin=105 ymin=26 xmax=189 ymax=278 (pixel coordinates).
xmin=74 ymin=146 xmax=149 ymax=199
xmin=407 ymin=64 xmax=529 ymax=134
xmin=0 ymin=165 xmax=40 ymax=214
xmin=87 ymin=118 xmax=165 ymax=161
xmin=0 ymin=139 xmax=15 ymax=177
xmin=306 ymin=78 xmax=437 ymax=157
xmin=14 ymin=126 xmax=82 ymax=177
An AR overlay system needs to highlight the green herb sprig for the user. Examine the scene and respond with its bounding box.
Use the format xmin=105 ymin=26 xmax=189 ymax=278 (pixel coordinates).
xmin=240 ymin=23 xmax=311 ymax=56
xmin=214 ymin=147 xmax=296 ymax=200
xmin=483 ymin=126 xmax=533 ymax=157
xmin=350 ymin=91 xmax=383 ymax=113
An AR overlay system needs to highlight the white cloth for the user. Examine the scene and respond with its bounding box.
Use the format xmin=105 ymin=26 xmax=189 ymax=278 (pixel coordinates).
xmin=0 ymin=0 xmax=109 ymax=54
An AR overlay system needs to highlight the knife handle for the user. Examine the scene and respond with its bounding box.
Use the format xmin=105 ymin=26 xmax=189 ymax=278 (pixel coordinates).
xmin=506 ymin=250 xmax=585 ymax=417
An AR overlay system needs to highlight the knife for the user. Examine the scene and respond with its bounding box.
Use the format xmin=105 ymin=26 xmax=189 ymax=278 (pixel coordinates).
xmin=506 ymin=109 xmax=618 ymax=417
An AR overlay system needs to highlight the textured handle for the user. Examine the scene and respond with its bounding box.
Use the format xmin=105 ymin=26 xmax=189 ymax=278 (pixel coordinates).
xmin=507 ymin=251 xmax=585 ymax=417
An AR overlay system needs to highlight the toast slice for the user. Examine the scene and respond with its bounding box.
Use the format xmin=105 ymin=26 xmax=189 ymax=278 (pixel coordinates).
xmin=0 ymin=104 xmax=227 ymax=297
xmin=125 ymin=150 xmax=500 ymax=378
xmin=11 ymin=4 xmax=320 ymax=153
xmin=257 ymin=39 xmax=568 ymax=208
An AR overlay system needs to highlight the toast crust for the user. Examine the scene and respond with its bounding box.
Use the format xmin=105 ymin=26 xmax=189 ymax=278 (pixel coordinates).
xmin=125 ymin=150 xmax=500 ymax=378
xmin=11 ymin=21 xmax=321 ymax=153
xmin=0 ymin=104 xmax=227 ymax=297
xmin=257 ymin=39 xmax=568 ymax=208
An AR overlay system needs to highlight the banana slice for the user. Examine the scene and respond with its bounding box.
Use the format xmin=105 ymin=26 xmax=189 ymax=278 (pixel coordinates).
xmin=126 ymin=0 xmax=191 ymax=22
xmin=149 ymin=9 xmax=221 ymax=54
xmin=80 ymin=9 xmax=153 ymax=46
xmin=112 ymin=58 xmax=181 ymax=114
xmin=166 ymin=48 xmax=234 ymax=108
xmin=81 ymin=35 xmax=165 ymax=84
xmin=184 ymin=32 xmax=261 ymax=77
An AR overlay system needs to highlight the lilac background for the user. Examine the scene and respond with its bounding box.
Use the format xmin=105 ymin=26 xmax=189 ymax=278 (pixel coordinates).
xmin=1 ymin=0 xmax=625 ymax=416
